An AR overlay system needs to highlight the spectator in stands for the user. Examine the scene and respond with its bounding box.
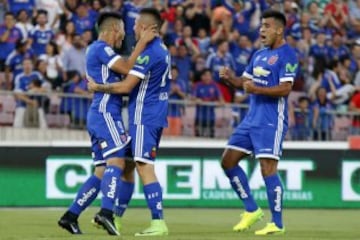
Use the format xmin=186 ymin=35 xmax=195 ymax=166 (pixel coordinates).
xmin=60 ymin=70 xmax=90 ymax=129
xmin=36 ymin=0 xmax=63 ymax=29
xmin=197 ymin=27 xmax=211 ymax=55
xmin=321 ymin=0 xmax=349 ymax=32
xmin=175 ymin=25 xmax=201 ymax=56
xmin=328 ymin=33 xmax=350 ymax=61
xmin=7 ymin=0 xmax=35 ymax=17
xmin=349 ymin=0 xmax=360 ymax=39
xmin=164 ymin=65 xmax=186 ymax=136
xmin=164 ymin=18 xmax=184 ymax=45
xmin=64 ymin=2 xmax=97 ymax=35
xmin=192 ymin=68 xmax=223 ymax=138
xmin=56 ymin=21 xmax=76 ymax=55
xmin=307 ymin=1 xmax=321 ymax=32
xmin=0 ymin=12 xmax=23 ymax=89
xmin=290 ymin=96 xmax=311 ymax=140
xmin=172 ymin=43 xmax=193 ymax=93
xmin=312 ymin=87 xmax=334 ymax=141
xmin=13 ymin=58 xmax=47 ymax=128
xmin=101 ymin=0 xmax=123 ymax=13
xmin=309 ymin=31 xmax=330 ymax=61
xmin=5 ymin=40 xmax=34 ymax=89
xmin=349 ymin=90 xmax=360 ymax=134
xmin=183 ymin=0 xmax=211 ymax=36
xmin=39 ymin=41 xmax=63 ymax=89
xmin=206 ymin=39 xmax=236 ymax=102
xmin=15 ymin=9 xmax=33 ymax=41
xmin=62 ymin=34 xmax=86 ymax=80
xmin=29 ymin=10 xmax=55 ymax=57
xmin=121 ymin=0 xmax=146 ymax=55
xmin=230 ymin=33 xmax=255 ymax=77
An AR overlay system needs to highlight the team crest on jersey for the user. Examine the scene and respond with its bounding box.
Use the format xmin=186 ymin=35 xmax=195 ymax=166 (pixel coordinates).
xmin=268 ymin=55 xmax=278 ymax=65
xmin=100 ymin=141 xmax=108 ymax=149
xmin=151 ymin=147 xmax=157 ymax=158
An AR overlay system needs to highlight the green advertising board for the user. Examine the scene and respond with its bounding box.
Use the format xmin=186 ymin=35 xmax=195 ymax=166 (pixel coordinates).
xmin=1 ymin=154 xmax=360 ymax=208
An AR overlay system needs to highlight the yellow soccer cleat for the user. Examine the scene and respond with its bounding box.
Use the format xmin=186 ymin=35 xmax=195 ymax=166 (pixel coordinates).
xmin=114 ymin=216 xmax=122 ymax=233
xmin=135 ymin=219 xmax=169 ymax=237
xmin=255 ymin=222 xmax=285 ymax=235
xmin=233 ymin=208 xmax=264 ymax=232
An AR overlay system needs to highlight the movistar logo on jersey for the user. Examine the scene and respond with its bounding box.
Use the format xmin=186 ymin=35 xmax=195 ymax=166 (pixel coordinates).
xmin=136 ymin=55 xmax=150 ymax=65
xmin=285 ymin=63 xmax=298 ymax=73
xmin=253 ymin=66 xmax=271 ymax=77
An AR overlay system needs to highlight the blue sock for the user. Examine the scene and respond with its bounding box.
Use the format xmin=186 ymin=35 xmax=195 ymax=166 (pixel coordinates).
xmin=264 ymin=174 xmax=284 ymax=228
xmin=224 ymin=165 xmax=258 ymax=212
xmin=101 ymin=165 xmax=123 ymax=211
xmin=114 ymin=180 xmax=134 ymax=217
xmin=143 ymin=182 xmax=163 ymax=219
xmin=69 ymin=175 xmax=101 ymax=215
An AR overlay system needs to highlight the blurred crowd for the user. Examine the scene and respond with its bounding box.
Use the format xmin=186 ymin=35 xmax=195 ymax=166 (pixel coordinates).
xmin=1 ymin=0 xmax=360 ymax=140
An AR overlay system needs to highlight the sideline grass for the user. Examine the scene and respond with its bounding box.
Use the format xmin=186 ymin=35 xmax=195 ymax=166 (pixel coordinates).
xmin=0 ymin=208 xmax=359 ymax=240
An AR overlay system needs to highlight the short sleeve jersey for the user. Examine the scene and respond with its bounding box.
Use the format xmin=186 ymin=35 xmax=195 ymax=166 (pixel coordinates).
xmin=242 ymin=43 xmax=298 ymax=129
xmin=128 ymin=38 xmax=171 ymax=127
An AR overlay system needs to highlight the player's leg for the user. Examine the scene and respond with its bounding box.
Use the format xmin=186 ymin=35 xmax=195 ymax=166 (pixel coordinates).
xmin=94 ymin=115 xmax=130 ymax=235
xmin=130 ymin=124 xmax=168 ymax=237
xmin=252 ymin=127 xmax=285 ymax=235
xmin=114 ymin=160 xmax=136 ymax=232
xmin=221 ymin=123 xmax=263 ymax=232
xmin=58 ymin=136 xmax=105 ymax=234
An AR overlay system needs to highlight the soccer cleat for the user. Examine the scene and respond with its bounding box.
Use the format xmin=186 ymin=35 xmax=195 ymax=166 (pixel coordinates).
xmin=134 ymin=219 xmax=169 ymax=237
xmin=58 ymin=216 xmax=82 ymax=234
xmin=93 ymin=213 xmax=120 ymax=236
xmin=255 ymin=222 xmax=285 ymax=235
xmin=233 ymin=208 xmax=264 ymax=232
xmin=114 ymin=216 xmax=122 ymax=232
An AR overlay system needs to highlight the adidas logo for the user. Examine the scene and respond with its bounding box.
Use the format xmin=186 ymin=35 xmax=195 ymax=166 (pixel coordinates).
xmin=144 ymin=152 xmax=150 ymax=158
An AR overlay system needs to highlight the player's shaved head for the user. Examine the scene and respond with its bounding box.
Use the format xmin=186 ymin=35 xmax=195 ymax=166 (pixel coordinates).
xmin=139 ymin=8 xmax=162 ymax=32
xmin=97 ymin=12 xmax=123 ymax=32
xmin=261 ymin=9 xmax=286 ymax=28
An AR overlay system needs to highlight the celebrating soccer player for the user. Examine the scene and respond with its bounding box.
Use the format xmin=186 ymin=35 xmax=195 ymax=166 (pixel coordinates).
xmin=219 ymin=9 xmax=298 ymax=235
xmin=58 ymin=12 xmax=156 ymax=235
xmin=88 ymin=8 xmax=170 ymax=237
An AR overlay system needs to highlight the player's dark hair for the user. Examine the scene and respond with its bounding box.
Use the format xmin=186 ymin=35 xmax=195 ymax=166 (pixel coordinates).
xmin=298 ymin=96 xmax=310 ymax=103
xmin=96 ymin=12 xmax=122 ymax=32
xmin=139 ymin=8 xmax=163 ymax=31
xmin=261 ymin=9 xmax=286 ymax=27
xmin=5 ymin=11 xmax=15 ymax=18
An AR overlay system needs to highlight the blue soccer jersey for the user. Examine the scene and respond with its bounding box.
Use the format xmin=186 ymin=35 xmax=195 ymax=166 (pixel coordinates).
xmin=29 ymin=26 xmax=55 ymax=56
xmin=85 ymin=40 xmax=128 ymax=162
xmin=128 ymin=37 xmax=171 ymax=128
xmin=242 ymin=44 xmax=298 ymax=129
xmin=227 ymin=43 xmax=298 ymax=160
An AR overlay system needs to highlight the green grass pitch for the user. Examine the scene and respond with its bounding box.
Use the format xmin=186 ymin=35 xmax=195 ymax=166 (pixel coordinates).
xmin=0 ymin=208 xmax=359 ymax=240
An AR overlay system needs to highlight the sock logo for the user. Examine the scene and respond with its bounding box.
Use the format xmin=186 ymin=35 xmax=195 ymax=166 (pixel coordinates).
xmin=107 ymin=177 xmax=117 ymax=199
xmin=77 ymin=187 xmax=97 ymax=206
xmin=156 ymin=201 xmax=162 ymax=210
xmin=274 ymin=186 xmax=282 ymax=212
xmin=232 ymin=176 xmax=248 ymax=199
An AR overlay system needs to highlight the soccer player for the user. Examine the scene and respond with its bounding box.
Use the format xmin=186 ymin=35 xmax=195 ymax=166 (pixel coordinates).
xmin=219 ymin=9 xmax=298 ymax=235
xmin=88 ymin=8 xmax=170 ymax=237
xmin=58 ymin=12 xmax=156 ymax=235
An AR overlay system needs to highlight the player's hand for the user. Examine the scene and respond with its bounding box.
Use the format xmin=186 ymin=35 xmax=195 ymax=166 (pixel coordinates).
xmin=219 ymin=67 xmax=230 ymax=81
xmin=139 ymin=24 xmax=158 ymax=44
xmin=86 ymin=75 xmax=98 ymax=92
xmin=243 ymin=81 xmax=257 ymax=94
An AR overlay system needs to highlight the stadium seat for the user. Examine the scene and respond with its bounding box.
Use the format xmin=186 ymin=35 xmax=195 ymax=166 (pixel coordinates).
xmin=0 ymin=95 xmax=16 ymax=113
xmin=0 ymin=112 xmax=14 ymax=126
xmin=46 ymin=114 xmax=70 ymax=128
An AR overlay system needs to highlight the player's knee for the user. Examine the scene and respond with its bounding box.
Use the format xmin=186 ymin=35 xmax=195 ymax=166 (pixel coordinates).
xmin=259 ymin=159 xmax=278 ymax=177
xmin=106 ymin=157 xmax=126 ymax=169
xmin=94 ymin=165 xmax=106 ymax=179
xmin=221 ymin=149 xmax=240 ymax=170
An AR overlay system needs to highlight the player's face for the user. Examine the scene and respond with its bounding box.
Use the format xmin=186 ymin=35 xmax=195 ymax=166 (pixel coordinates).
xmin=114 ymin=20 xmax=125 ymax=48
xmin=259 ymin=17 xmax=281 ymax=47
xmin=134 ymin=16 xmax=145 ymax=41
